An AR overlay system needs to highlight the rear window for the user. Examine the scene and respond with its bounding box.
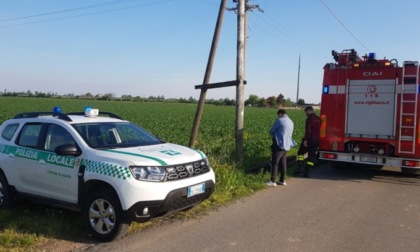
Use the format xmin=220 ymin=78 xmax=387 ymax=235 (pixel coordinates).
xmin=2 ymin=124 xmax=19 ymax=141
xmin=17 ymin=124 xmax=42 ymax=148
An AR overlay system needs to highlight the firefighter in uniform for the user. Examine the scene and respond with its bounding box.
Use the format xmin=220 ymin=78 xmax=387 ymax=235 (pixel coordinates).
xmin=296 ymin=106 xmax=321 ymax=177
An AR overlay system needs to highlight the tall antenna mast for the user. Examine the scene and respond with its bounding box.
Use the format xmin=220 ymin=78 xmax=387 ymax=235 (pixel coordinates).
xmin=296 ymin=53 xmax=301 ymax=103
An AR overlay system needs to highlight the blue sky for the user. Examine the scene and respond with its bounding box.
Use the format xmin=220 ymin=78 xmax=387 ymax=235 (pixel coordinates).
xmin=1 ymin=0 xmax=420 ymax=103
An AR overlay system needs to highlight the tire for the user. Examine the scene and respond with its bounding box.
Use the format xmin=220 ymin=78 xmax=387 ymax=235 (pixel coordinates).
xmin=330 ymin=161 xmax=353 ymax=169
xmin=0 ymin=172 xmax=14 ymax=209
xmin=83 ymin=188 xmax=130 ymax=242
xmin=401 ymin=167 xmax=420 ymax=175
xmin=362 ymin=164 xmax=383 ymax=170
xmin=181 ymin=205 xmax=196 ymax=212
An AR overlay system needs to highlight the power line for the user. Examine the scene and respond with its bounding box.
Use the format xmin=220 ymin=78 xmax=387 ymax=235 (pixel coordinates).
xmin=254 ymin=11 xmax=329 ymax=62
xmin=250 ymin=19 xmax=295 ymax=49
xmin=0 ymin=0 xmax=138 ymax=23
xmin=263 ymin=0 xmax=270 ymax=9
xmin=0 ymin=0 xmax=176 ymax=28
xmin=319 ymin=0 xmax=369 ymax=51
xmin=197 ymin=0 xmax=218 ymax=7
xmin=250 ymin=18 xmax=326 ymax=65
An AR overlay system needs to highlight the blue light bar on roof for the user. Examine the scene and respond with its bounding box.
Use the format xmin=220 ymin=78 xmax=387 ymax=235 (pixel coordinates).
xmin=84 ymin=106 xmax=99 ymax=117
xmin=53 ymin=106 xmax=62 ymax=113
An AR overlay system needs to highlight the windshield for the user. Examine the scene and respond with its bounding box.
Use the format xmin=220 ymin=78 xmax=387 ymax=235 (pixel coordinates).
xmin=73 ymin=122 xmax=163 ymax=149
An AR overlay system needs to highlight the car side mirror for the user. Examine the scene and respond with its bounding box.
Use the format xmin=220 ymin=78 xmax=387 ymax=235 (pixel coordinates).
xmin=55 ymin=144 xmax=82 ymax=157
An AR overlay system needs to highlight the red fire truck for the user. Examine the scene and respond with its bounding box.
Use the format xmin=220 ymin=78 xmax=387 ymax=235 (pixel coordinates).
xmin=319 ymin=49 xmax=420 ymax=174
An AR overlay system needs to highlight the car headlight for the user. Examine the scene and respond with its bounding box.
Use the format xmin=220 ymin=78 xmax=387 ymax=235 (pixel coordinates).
xmin=204 ymin=157 xmax=212 ymax=169
xmin=130 ymin=166 xmax=166 ymax=182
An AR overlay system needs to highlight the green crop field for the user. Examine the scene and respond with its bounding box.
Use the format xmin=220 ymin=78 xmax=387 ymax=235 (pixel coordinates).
xmin=0 ymin=97 xmax=308 ymax=250
xmin=0 ymin=97 xmax=306 ymax=164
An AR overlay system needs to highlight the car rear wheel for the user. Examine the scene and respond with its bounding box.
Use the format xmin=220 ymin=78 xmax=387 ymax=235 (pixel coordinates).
xmin=0 ymin=172 xmax=14 ymax=209
xmin=83 ymin=188 xmax=130 ymax=241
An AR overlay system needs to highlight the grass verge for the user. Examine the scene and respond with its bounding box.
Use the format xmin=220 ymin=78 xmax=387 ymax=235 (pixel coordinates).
xmin=0 ymin=159 xmax=303 ymax=251
xmin=0 ymin=203 xmax=83 ymax=251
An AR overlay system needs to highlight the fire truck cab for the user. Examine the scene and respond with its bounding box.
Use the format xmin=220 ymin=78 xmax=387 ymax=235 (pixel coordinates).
xmin=319 ymin=49 xmax=420 ymax=174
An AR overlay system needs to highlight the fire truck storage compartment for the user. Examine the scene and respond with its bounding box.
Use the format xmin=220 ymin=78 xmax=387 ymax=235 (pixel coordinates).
xmin=346 ymin=79 xmax=396 ymax=139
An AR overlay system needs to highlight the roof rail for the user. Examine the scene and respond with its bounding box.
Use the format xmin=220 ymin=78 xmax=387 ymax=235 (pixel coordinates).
xmin=66 ymin=111 xmax=124 ymax=120
xmin=13 ymin=112 xmax=72 ymax=121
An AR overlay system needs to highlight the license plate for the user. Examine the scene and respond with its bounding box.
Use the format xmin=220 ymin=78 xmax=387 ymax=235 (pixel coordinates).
xmin=361 ymin=156 xmax=377 ymax=163
xmin=187 ymin=183 xmax=205 ymax=197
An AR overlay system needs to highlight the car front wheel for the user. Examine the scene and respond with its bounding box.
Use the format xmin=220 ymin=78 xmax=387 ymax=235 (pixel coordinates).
xmin=83 ymin=188 xmax=130 ymax=241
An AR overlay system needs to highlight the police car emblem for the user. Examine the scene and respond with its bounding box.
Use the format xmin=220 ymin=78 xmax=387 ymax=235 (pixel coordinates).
xmin=186 ymin=164 xmax=194 ymax=175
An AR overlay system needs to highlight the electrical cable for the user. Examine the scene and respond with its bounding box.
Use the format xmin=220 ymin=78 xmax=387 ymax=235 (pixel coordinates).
xmin=319 ymin=0 xmax=369 ymax=51
xmin=0 ymin=0 xmax=138 ymax=23
xmin=0 ymin=0 xmax=176 ymax=28
xmin=253 ymin=12 xmax=329 ymax=62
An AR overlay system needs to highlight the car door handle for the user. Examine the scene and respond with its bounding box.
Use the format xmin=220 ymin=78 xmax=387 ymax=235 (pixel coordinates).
xmin=39 ymin=159 xmax=46 ymax=165
xmin=8 ymin=153 xmax=15 ymax=159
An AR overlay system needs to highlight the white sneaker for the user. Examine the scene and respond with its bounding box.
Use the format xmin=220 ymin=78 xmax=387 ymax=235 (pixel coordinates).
xmin=266 ymin=181 xmax=277 ymax=187
xmin=276 ymin=181 xmax=287 ymax=186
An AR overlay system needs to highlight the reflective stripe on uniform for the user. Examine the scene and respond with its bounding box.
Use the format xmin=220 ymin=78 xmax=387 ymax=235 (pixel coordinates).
xmin=297 ymin=155 xmax=304 ymax=161
xmin=307 ymin=161 xmax=314 ymax=166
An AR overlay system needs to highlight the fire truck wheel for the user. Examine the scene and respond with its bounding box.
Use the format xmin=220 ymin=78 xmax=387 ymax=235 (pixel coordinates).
xmin=330 ymin=161 xmax=353 ymax=169
xmin=401 ymin=168 xmax=420 ymax=175
xmin=363 ymin=164 xmax=383 ymax=170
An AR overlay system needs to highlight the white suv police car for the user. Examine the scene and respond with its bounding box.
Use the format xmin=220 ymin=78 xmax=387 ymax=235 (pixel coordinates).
xmin=0 ymin=107 xmax=215 ymax=241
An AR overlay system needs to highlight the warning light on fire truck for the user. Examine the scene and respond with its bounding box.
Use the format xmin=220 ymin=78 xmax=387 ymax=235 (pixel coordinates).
xmin=402 ymin=160 xmax=420 ymax=167
xmin=321 ymin=153 xmax=337 ymax=159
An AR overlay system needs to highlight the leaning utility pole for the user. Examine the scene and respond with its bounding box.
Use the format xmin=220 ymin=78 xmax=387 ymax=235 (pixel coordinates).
xmin=189 ymin=0 xmax=227 ymax=148
xmin=191 ymin=0 xmax=262 ymax=165
xmin=235 ymin=0 xmax=246 ymax=165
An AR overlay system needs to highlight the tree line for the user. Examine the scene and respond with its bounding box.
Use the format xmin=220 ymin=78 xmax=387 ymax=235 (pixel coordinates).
xmin=0 ymin=90 xmax=305 ymax=107
xmin=245 ymin=94 xmax=305 ymax=107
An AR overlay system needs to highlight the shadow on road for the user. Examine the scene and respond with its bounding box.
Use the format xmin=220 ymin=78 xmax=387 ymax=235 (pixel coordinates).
xmin=310 ymin=162 xmax=420 ymax=187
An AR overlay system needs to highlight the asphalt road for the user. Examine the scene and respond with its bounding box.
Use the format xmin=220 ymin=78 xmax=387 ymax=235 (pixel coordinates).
xmin=84 ymin=163 xmax=420 ymax=252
